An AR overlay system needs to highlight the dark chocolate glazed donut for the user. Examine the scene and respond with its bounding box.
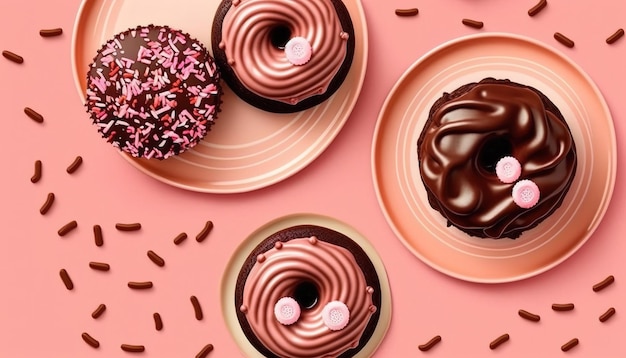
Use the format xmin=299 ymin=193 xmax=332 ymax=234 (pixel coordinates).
xmin=417 ymin=78 xmax=577 ymax=239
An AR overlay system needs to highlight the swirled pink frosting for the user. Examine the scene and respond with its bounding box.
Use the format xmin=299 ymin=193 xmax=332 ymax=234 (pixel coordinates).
xmin=240 ymin=237 xmax=376 ymax=357
xmin=219 ymin=0 xmax=349 ymax=104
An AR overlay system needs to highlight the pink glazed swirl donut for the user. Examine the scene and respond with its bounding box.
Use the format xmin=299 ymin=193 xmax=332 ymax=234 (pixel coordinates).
xmin=212 ymin=0 xmax=356 ymax=113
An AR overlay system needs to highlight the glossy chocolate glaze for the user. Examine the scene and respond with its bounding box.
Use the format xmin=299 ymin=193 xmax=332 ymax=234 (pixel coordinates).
xmin=418 ymin=78 xmax=577 ymax=239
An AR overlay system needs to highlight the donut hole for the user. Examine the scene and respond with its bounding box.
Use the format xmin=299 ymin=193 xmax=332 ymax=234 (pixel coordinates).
xmin=478 ymin=137 xmax=513 ymax=173
xmin=293 ymin=281 xmax=319 ymax=310
xmin=269 ymin=24 xmax=292 ymax=49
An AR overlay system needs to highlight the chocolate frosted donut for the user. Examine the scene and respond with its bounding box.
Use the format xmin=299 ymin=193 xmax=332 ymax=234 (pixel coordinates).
xmin=212 ymin=0 xmax=355 ymax=113
xmin=417 ymin=78 xmax=577 ymax=239
xmin=86 ymin=25 xmax=222 ymax=160
xmin=235 ymin=225 xmax=382 ymax=357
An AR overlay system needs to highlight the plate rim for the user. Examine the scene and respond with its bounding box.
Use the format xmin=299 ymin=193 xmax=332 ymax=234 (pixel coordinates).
xmin=371 ymin=32 xmax=617 ymax=284
xmin=70 ymin=0 xmax=370 ymax=194
xmin=219 ymin=212 xmax=392 ymax=357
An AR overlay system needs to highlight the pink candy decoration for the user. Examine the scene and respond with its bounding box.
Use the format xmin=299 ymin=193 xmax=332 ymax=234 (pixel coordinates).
xmin=512 ymin=179 xmax=540 ymax=209
xmin=322 ymin=301 xmax=350 ymax=331
xmin=496 ymin=156 xmax=522 ymax=183
xmin=285 ymin=37 xmax=312 ymax=66
xmin=274 ymin=297 xmax=301 ymax=325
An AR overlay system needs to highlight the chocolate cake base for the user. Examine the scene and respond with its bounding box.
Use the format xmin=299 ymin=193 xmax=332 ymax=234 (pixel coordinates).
xmin=234 ymin=225 xmax=382 ymax=358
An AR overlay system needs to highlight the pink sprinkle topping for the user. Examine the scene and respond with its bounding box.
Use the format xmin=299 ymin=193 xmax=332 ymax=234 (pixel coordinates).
xmin=322 ymin=301 xmax=350 ymax=331
xmin=512 ymin=179 xmax=540 ymax=209
xmin=496 ymin=156 xmax=522 ymax=183
xmin=274 ymin=297 xmax=301 ymax=325
xmin=285 ymin=37 xmax=312 ymax=66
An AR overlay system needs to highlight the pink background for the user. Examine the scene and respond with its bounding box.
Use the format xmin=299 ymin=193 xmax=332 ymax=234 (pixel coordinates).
xmin=1 ymin=0 xmax=625 ymax=357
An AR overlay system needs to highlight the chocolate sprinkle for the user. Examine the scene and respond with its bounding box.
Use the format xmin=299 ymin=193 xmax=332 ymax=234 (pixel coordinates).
xmin=489 ymin=334 xmax=510 ymax=350
xmin=528 ymin=0 xmax=547 ymax=16
xmin=196 ymin=221 xmax=213 ymax=242
xmin=116 ymin=222 xmax=142 ymax=231
xmin=173 ymin=232 xmax=188 ymax=245
xmin=518 ymin=309 xmax=541 ymax=322
xmin=31 ymin=160 xmax=42 ymax=183
xmin=147 ymin=250 xmax=165 ymax=267
xmin=561 ymin=338 xmax=579 ymax=352
xmin=2 ymin=50 xmax=23 ymax=64
xmin=93 ymin=225 xmax=103 ymax=247
xmin=418 ymin=335 xmax=442 ymax=351
xmin=24 ymin=107 xmax=44 ymax=123
xmin=395 ymin=8 xmax=419 ymax=17
xmin=554 ymin=32 xmax=575 ymax=48
xmin=92 ymin=304 xmax=106 ymax=319
xmin=593 ymin=275 xmax=615 ymax=292
xmin=552 ymin=303 xmax=575 ymax=311
xmin=58 ymin=220 xmax=78 ymax=236
xmin=462 ymin=18 xmax=484 ymax=29
xmin=191 ymin=295 xmax=203 ymax=320
xmin=39 ymin=193 xmax=55 ymax=215
xmin=153 ymin=312 xmax=163 ymax=331
xmin=599 ymin=307 xmax=616 ymax=322
xmin=196 ymin=344 xmax=214 ymax=358
xmin=128 ymin=281 xmax=153 ymax=289
xmin=606 ymin=29 xmax=624 ymax=44
xmin=89 ymin=262 xmax=110 ymax=271
xmin=59 ymin=269 xmax=74 ymax=290
xmin=121 ymin=344 xmax=145 ymax=353
xmin=81 ymin=332 xmax=100 ymax=348
xmin=66 ymin=156 xmax=83 ymax=174
xmin=39 ymin=28 xmax=63 ymax=37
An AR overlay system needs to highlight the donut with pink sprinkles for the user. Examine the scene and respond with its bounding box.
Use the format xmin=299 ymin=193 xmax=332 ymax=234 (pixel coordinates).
xmin=85 ymin=25 xmax=222 ymax=160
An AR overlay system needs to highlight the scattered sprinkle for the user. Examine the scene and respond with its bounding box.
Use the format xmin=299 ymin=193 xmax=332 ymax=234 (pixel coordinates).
xmin=196 ymin=344 xmax=214 ymax=358
xmin=39 ymin=193 xmax=55 ymax=215
xmin=395 ymin=8 xmax=418 ymax=17
xmin=552 ymin=303 xmax=575 ymax=311
xmin=2 ymin=50 xmax=23 ymax=64
xmin=92 ymin=304 xmax=106 ymax=319
xmin=31 ymin=160 xmax=42 ymax=183
xmin=40 ymin=28 xmax=63 ymax=37
xmin=489 ymin=333 xmax=510 ymax=350
xmin=418 ymin=335 xmax=442 ymax=351
xmin=60 ymin=269 xmax=74 ymax=290
xmin=599 ymin=307 xmax=616 ymax=322
xmin=66 ymin=156 xmax=83 ymax=174
xmin=147 ymin=250 xmax=165 ymax=267
xmin=561 ymin=338 xmax=579 ymax=352
xmin=518 ymin=309 xmax=541 ymax=322
xmin=606 ymin=29 xmax=624 ymax=44
xmin=89 ymin=262 xmax=110 ymax=271
xmin=24 ymin=107 xmax=44 ymax=123
xmin=554 ymin=32 xmax=575 ymax=48
xmin=154 ymin=312 xmax=163 ymax=331
xmin=82 ymin=332 xmax=100 ymax=348
xmin=196 ymin=221 xmax=213 ymax=242
xmin=528 ymin=0 xmax=547 ymax=16
xmin=94 ymin=225 xmax=104 ymax=247
xmin=173 ymin=232 xmax=188 ymax=245
xmin=58 ymin=220 xmax=78 ymax=236
xmin=116 ymin=222 xmax=142 ymax=231
xmin=593 ymin=275 xmax=615 ymax=292
xmin=191 ymin=295 xmax=203 ymax=320
xmin=462 ymin=18 xmax=484 ymax=29
xmin=121 ymin=344 xmax=145 ymax=353
xmin=128 ymin=281 xmax=153 ymax=289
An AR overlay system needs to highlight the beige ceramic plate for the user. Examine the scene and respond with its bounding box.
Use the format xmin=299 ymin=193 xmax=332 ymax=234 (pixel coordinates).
xmin=71 ymin=0 xmax=368 ymax=193
xmin=221 ymin=213 xmax=392 ymax=357
xmin=372 ymin=33 xmax=616 ymax=283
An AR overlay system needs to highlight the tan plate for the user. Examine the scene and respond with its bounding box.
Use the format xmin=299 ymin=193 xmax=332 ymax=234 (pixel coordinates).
xmin=220 ymin=213 xmax=392 ymax=357
xmin=71 ymin=0 xmax=368 ymax=193
xmin=372 ymin=33 xmax=617 ymax=283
